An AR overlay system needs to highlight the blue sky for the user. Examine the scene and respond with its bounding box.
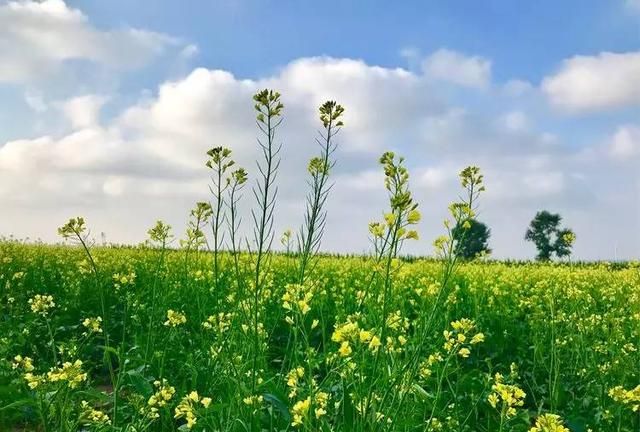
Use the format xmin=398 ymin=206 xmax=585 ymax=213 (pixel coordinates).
xmin=0 ymin=0 xmax=639 ymax=259
xmin=72 ymin=0 xmax=638 ymax=79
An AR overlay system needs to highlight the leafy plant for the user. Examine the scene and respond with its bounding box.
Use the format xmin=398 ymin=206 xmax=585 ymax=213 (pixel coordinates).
xmin=525 ymin=211 xmax=576 ymax=261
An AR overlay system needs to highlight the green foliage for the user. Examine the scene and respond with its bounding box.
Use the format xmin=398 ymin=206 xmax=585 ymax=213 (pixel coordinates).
xmin=2 ymin=243 xmax=638 ymax=431
xmin=525 ymin=211 xmax=576 ymax=261
xmin=452 ymin=219 xmax=491 ymax=259
xmin=57 ymin=217 xmax=87 ymax=240
xmin=147 ymin=220 xmax=173 ymax=245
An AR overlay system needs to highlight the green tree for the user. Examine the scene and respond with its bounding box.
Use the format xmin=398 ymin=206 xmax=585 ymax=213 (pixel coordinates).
xmin=525 ymin=210 xmax=576 ymax=261
xmin=452 ymin=219 xmax=491 ymax=259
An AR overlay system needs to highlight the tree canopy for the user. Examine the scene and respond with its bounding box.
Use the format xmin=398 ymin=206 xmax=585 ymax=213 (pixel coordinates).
xmin=452 ymin=219 xmax=491 ymax=260
xmin=525 ymin=210 xmax=576 ymax=261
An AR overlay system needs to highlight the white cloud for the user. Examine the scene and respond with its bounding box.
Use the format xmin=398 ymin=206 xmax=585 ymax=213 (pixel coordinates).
xmin=24 ymin=90 xmax=48 ymax=112
xmin=499 ymin=111 xmax=530 ymax=132
xmin=0 ymin=0 xmax=177 ymax=83
xmin=422 ymin=49 xmax=492 ymax=89
xmin=179 ymin=44 xmax=200 ymax=60
xmin=61 ymin=95 xmax=108 ymax=129
xmin=542 ymin=51 xmax=640 ymax=112
xmin=608 ymin=125 xmax=640 ymax=159
xmin=0 ymin=55 xmax=638 ymax=260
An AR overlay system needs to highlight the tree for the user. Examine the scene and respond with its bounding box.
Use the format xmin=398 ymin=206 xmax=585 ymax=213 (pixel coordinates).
xmin=452 ymin=219 xmax=491 ymax=259
xmin=525 ymin=210 xmax=575 ymax=261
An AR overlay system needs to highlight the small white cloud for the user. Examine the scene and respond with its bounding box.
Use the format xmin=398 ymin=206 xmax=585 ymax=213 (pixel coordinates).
xmin=422 ymin=49 xmax=492 ymax=89
xmin=542 ymin=51 xmax=640 ymax=113
xmin=24 ymin=90 xmax=48 ymax=112
xmin=60 ymin=95 xmax=108 ymax=129
xmin=608 ymin=125 xmax=640 ymax=159
xmin=399 ymin=47 xmax=420 ymax=60
xmin=180 ymin=44 xmax=199 ymax=59
xmin=499 ymin=111 xmax=530 ymax=133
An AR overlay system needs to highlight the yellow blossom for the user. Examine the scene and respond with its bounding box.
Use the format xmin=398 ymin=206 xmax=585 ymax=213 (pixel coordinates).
xmin=291 ymin=397 xmax=311 ymax=427
xmin=47 ymin=360 xmax=87 ymax=388
xmin=338 ymin=341 xmax=352 ymax=357
xmin=28 ymin=294 xmax=55 ymax=316
xmin=82 ymin=316 xmax=102 ymax=334
xmin=164 ymin=309 xmax=186 ymax=327
xmin=529 ymin=413 xmax=570 ymax=432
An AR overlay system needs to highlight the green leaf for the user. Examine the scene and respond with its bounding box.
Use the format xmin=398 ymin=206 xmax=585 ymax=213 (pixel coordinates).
xmin=263 ymin=393 xmax=290 ymax=422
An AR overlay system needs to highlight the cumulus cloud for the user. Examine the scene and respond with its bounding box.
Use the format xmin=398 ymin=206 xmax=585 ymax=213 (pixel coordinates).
xmin=0 ymin=56 xmax=638 ymax=260
xmin=542 ymin=51 xmax=640 ymax=113
xmin=0 ymin=0 xmax=177 ymax=83
xmin=422 ymin=49 xmax=492 ymax=89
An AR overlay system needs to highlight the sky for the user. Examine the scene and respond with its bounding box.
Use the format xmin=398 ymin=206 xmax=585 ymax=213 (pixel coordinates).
xmin=0 ymin=0 xmax=639 ymax=260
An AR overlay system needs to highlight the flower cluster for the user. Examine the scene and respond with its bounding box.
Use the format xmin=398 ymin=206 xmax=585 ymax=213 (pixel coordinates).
xmin=164 ymin=309 xmax=187 ymax=327
xmin=24 ymin=372 xmax=45 ymax=390
xmin=528 ymin=413 xmax=570 ymax=432
xmin=202 ymin=312 xmax=233 ymax=333
xmin=419 ymin=352 xmax=444 ymax=379
xmin=80 ymin=400 xmax=111 ymax=425
xmin=28 ymin=294 xmax=55 ymax=316
xmin=443 ymin=318 xmax=484 ymax=358
xmin=12 ymin=355 xmax=34 ymax=372
xmin=145 ymin=379 xmax=176 ymax=419
xmin=242 ymin=394 xmax=263 ymax=407
xmin=282 ymin=283 xmax=313 ymax=317
xmin=82 ymin=316 xmax=102 ymax=334
xmin=609 ymin=384 xmax=640 ymax=412
xmin=332 ymin=319 xmax=381 ymax=357
xmin=291 ymin=391 xmax=329 ymax=427
xmin=47 ymin=360 xmax=87 ymax=389
xmin=57 ymin=217 xmax=86 ymax=239
xmin=174 ymin=391 xmax=212 ymax=429
xmin=13 ymin=355 xmax=44 ymax=390
xmin=488 ymin=369 xmax=526 ymax=418
xmin=286 ymin=366 xmax=305 ymax=398
xmin=147 ymin=220 xmax=172 ymax=244
xmin=112 ymin=271 xmax=136 ymax=291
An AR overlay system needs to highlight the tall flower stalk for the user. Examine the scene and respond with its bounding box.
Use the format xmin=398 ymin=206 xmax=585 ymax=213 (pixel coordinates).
xmin=249 ymin=89 xmax=284 ymax=394
xmin=228 ymin=167 xmax=248 ymax=314
xmin=143 ymin=220 xmax=173 ymax=365
xmin=295 ymin=101 xmax=344 ymax=285
xmin=362 ymin=152 xmax=420 ymax=426
xmin=182 ymin=202 xmax=213 ymax=318
xmin=206 ymin=147 xmax=235 ymax=304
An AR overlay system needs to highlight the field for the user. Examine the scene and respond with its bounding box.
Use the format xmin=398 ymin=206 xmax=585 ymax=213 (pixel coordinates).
xmin=1 ymin=94 xmax=639 ymax=432
xmin=1 ymin=241 xmax=638 ymax=431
